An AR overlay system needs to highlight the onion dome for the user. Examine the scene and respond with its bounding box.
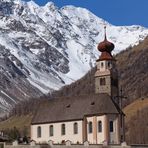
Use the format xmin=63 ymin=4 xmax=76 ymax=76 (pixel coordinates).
xmin=97 ymin=26 xmax=115 ymax=61
xmin=97 ymin=36 xmax=114 ymax=53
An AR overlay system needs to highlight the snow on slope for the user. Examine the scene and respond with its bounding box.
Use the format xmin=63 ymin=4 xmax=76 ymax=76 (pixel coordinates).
xmin=0 ymin=0 xmax=148 ymax=115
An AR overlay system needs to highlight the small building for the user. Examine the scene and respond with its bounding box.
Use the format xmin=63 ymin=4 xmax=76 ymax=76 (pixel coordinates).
xmin=31 ymin=27 xmax=124 ymax=144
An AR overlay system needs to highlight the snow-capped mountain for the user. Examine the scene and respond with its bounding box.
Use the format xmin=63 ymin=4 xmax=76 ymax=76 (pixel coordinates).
xmin=0 ymin=0 xmax=148 ymax=116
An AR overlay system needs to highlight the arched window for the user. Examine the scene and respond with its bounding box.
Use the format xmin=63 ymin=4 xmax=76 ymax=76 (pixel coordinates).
xmin=61 ymin=124 xmax=66 ymax=135
xmin=49 ymin=125 xmax=54 ymax=136
xmin=110 ymin=121 xmax=114 ymax=132
xmin=100 ymin=78 xmax=106 ymax=85
xmin=73 ymin=122 xmax=78 ymax=134
xmin=98 ymin=121 xmax=102 ymax=132
xmin=88 ymin=121 xmax=93 ymax=133
xmin=101 ymin=62 xmax=104 ymax=68
xmin=37 ymin=126 xmax=41 ymax=138
xmin=108 ymin=61 xmax=111 ymax=68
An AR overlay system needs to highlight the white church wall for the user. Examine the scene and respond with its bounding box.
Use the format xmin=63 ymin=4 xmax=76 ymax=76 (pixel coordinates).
xmin=108 ymin=114 xmax=120 ymax=144
xmin=87 ymin=117 xmax=93 ymax=144
xmin=96 ymin=115 xmax=106 ymax=144
xmin=31 ymin=115 xmax=120 ymax=144
xmin=31 ymin=120 xmax=83 ymax=144
xmin=86 ymin=115 xmax=105 ymax=144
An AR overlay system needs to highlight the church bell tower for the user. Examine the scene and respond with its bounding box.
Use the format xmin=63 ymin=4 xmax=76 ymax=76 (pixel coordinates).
xmin=95 ymin=27 xmax=119 ymax=102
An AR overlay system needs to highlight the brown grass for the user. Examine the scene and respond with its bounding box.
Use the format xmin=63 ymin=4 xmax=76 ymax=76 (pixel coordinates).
xmin=123 ymin=98 xmax=148 ymax=123
xmin=124 ymin=98 xmax=148 ymax=144
xmin=0 ymin=114 xmax=32 ymax=136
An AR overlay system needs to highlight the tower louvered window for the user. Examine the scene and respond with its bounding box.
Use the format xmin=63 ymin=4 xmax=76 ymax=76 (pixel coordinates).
xmin=100 ymin=78 xmax=106 ymax=85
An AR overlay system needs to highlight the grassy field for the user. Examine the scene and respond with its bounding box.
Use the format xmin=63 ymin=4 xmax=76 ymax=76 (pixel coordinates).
xmin=0 ymin=114 xmax=33 ymax=136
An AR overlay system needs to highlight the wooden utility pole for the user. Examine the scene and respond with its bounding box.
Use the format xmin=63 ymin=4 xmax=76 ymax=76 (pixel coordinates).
xmin=116 ymin=87 xmax=127 ymax=143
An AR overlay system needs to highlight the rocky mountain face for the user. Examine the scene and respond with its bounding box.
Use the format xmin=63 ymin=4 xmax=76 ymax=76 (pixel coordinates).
xmin=0 ymin=0 xmax=148 ymax=116
xmin=117 ymin=37 xmax=148 ymax=103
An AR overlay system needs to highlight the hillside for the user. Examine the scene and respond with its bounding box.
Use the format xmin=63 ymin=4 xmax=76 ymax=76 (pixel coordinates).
xmin=53 ymin=37 xmax=148 ymax=103
xmin=124 ymin=98 xmax=148 ymax=123
xmin=0 ymin=114 xmax=32 ymax=138
xmin=0 ymin=0 xmax=148 ymax=116
xmin=124 ymin=98 xmax=148 ymax=144
xmin=52 ymin=67 xmax=96 ymax=97
xmin=117 ymin=37 xmax=148 ymax=102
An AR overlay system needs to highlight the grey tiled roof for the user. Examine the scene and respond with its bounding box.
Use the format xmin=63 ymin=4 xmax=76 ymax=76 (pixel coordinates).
xmin=31 ymin=93 xmax=119 ymax=124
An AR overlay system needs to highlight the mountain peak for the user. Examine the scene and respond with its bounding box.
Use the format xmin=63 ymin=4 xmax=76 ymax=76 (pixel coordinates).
xmin=43 ymin=1 xmax=58 ymax=12
xmin=26 ymin=0 xmax=39 ymax=13
xmin=45 ymin=1 xmax=55 ymax=7
xmin=13 ymin=0 xmax=22 ymax=4
xmin=27 ymin=0 xmax=39 ymax=7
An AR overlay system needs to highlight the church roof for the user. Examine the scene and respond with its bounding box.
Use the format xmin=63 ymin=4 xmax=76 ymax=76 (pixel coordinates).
xmin=31 ymin=93 xmax=120 ymax=125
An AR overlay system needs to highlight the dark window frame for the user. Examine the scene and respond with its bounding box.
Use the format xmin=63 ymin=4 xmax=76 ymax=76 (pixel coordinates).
xmin=98 ymin=121 xmax=102 ymax=133
xmin=49 ymin=125 xmax=54 ymax=137
xmin=37 ymin=126 xmax=41 ymax=138
xmin=61 ymin=124 xmax=66 ymax=135
xmin=88 ymin=121 xmax=93 ymax=133
xmin=108 ymin=61 xmax=111 ymax=68
xmin=73 ymin=122 xmax=78 ymax=134
xmin=101 ymin=62 xmax=104 ymax=68
xmin=110 ymin=121 xmax=114 ymax=132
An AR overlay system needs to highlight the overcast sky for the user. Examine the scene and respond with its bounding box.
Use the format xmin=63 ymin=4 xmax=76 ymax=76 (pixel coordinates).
xmin=25 ymin=0 xmax=148 ymax=28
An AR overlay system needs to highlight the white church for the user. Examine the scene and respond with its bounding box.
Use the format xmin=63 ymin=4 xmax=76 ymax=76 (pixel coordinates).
xmin=31 ymin=27 xmax=125 ymax=145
